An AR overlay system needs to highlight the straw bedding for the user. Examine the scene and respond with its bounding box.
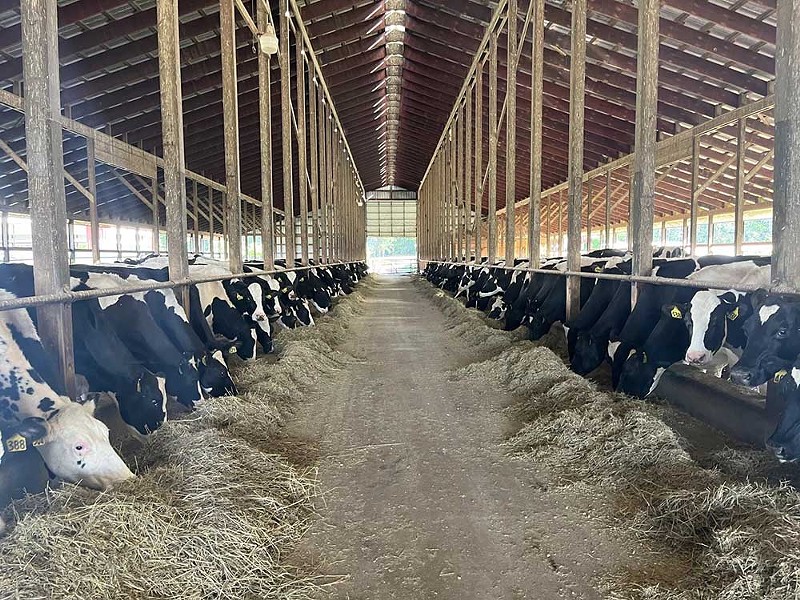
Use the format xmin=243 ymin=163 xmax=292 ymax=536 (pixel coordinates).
xmin=417 ymin=276 xmax=800 ymax=600
xmin=0 ymin=276 xmax=373 ymax=600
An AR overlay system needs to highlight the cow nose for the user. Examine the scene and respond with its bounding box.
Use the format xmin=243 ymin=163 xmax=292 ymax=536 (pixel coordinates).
xmin=767 ymin=441 xmax=787 ymax=460
xmin=729 ymin=368 xmax=752 ymax=386
xmin=685 ymin=351 xmax=707 ymax=365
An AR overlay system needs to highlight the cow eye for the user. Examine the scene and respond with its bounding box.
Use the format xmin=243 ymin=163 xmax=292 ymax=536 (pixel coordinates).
xmin=75 ymin=444 xmax=84 ymax=451
xmin=777 ymin=328 xmax=789 ymax=339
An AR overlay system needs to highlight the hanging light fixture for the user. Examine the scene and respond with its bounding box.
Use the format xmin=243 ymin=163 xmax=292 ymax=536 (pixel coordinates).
xmin=258 ymin=21 xmax=279 ymax=55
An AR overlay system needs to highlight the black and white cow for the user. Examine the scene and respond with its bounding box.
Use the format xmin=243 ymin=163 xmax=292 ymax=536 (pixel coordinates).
xmin=0 ymin=417 xmax=50 ymax=533
xmin=0 ymin=291 xmax=134 ymax=489
xmin=728 ymin=294 xmax=800 ymax=388
xmin=617 ymin=259 xmax=772 ymax=398
xmin=766 ymin=362 xmax=800 ymax=462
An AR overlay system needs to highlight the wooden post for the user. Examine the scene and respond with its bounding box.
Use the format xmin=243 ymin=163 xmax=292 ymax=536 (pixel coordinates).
xmin=296 ymin=41 xmax=309 ymax=264
xmin=566 ymin=0 xmax=586 ymax=320
xmin=558 ymin=190 xmax=564 ymax=255
xmin=220 ymin=0 xmax=242 ymax=271
xmin=1 ymin=206 xmax=9 ymax=263
xmin=488 ymin=31 xmax=499 ymax=262
xmin=319 ymin=101 xmax=329 ymax=262
xmin=690 ymin=136 xmax=700 ymax=256
xmin=734 ymin=117 xmax=747 ymax=254
xmin=192 ymin=180 xmax=200 ymax=255
xmin=257 ymin=0 xmax=274 ymax=270
xmin=86 ymin=139 xmax=100 ymax=264
xmin=604 ymin=169 xmax=612 ymax=248
xmin=630 ymin=0 xmax=659 ymax=302
xmin=505 ymin=0 xmax=517 ymax=265
xmin=528 ymin=0 xmax=544 ymax=266
xmin=707 ymin=213 xmax=714 ymax=254
xmin=309 ymin=68 xmax=320 ymax=263
xmin=475 ymin=64 xmax=483 ymax=260
xmin=208 ymin=187 xmax=215 ymax=258
xmin=152 ymin=175 xmax=159 ymax=252
xmin=465 ymin=89 xmax=473 ymax=261
xmin=459 ymin=106 xmax=467 ymax=261
xmin=546 ymin=195 xmax=552 ymax=256
xmin=586 ymin=177 xmax=592 ymax=251
xmin=158 ymin=0 xmax=189 ymax=307
xmin=280 ymin=0 xmax=295 ymax=267
xmin=21 ymin=0 xmax=75 ymax=396
xmin=773 ymin=0 xmax=800 ymax=293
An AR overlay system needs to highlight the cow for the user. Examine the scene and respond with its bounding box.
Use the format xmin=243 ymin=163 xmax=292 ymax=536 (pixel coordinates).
xmin=0 ymin=417 xmax=50 ymax=534
xmin=0 ymin=292 xmax=134 ymax=489
xmin=766 ymin=363 xmax=800 ymax=462
xmin=729 ymin=293 xmax=800 ymax=388
xmin=617 ymin=259 xmax=772 ymax=398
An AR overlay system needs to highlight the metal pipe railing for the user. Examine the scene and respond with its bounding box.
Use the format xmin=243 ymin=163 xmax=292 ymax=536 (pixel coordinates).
xmin=0 ymin=261 xmax=358 ymax=313
xmin=424 ymin=259 xmax=799 ymax=296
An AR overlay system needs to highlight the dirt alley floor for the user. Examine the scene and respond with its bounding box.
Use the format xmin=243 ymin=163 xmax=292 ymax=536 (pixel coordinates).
xmin=287 ymin=275 xmax=640 ymax=599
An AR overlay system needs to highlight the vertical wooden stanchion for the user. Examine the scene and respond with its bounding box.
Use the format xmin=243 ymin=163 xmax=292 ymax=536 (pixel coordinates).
xmin=220 ymin=0 xmax=242 ymax=271
xmin=629 ymin=0 xmax=659 ymax=304
xmin=280 ymin=0 xmax=295 ymax=267
xmin=734 ymin=117 xmax=747 ymax=255
xmin=488 ymin=32 xmax=499 ymax=262
xmin=258 ymin=0 xmax=275 ymax=270
xmin=505 ymin=0 xmax=517 ymax=266
xmin=528 ymin=0 xmax=544 ymax=266
xmin=566 ymin=0 xmax=587 ymax=320
xmin=21 ymin=0 xmax=75 ymax=396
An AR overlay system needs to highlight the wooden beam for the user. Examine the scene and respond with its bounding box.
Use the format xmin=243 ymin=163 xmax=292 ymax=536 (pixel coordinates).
xmin=258 ymin=1 xmax=275 ymax=270
xmin=158 ymin=0 xmax=189 ymax=307
xmin=22 ymin=0 xmax=75 ymax=397
xmin=772 ymin=0 xmax=800 ymax=292
xmin=221 ymin=0 xmax=242 ymax=271
xmin=280 ymin=0 xmax=295 ymax=267
xmin=566 ymin=0 xmax=586 ymax=320
xmin=488 ymin=30 xmax=499 ymax=262
xmin=630 ymin=0 xmax=659 ymax=299
xmin=296 ymin=42 xmax=309 ymax=264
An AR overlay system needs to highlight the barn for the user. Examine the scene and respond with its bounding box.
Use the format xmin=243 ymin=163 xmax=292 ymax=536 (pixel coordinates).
xmin=0 ymin=0 xmax=799 ymax=597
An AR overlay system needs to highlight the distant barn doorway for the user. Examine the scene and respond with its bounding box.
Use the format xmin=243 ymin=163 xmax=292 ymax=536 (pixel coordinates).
xmin=366 ymin=186 xmax=417 ymax=274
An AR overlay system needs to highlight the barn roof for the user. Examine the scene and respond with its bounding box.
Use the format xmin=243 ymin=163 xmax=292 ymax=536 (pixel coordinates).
xmin=0 ymin=0 xmax=778 ymax=228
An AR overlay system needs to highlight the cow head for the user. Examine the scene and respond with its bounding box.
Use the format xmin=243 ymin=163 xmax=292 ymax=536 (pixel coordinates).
xmin=729 ymin=294 xmax=800 ymax=387
xmin=164 ymin=354 xmax=202 ymax=408
xmin=487 ymin=296 xmax=506 ymax=320
xmin=116 ymin=370 xmax=167 ymax=436
xmin=765 ymin=367 xmax=800 ymax=462
xmin=310 ymin=288 xmax=332 ymax=314
xmin=36 ymin=400 xmax=134 ymax=489
xmin=199 ymin=350 xmax=237 ymax=397
xmin=225 ymin=279 xmax=259 ymax=319
xmin=294 ymin=299 xmax=315 ymax=327
xmin=570 ymin=332 xmax=607 ymax=376
xmin=683 ymin=291 xmax=739 ymax=366
xmin=617 ymin=303 xmax=691 ymax=398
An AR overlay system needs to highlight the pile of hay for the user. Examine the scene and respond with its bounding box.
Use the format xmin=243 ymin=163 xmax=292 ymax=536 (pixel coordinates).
xmin=412 ymin=276 xmax=527 ymax=358
xmin=0 ymin=278 xmax=372 ymax=599
xmin=423 ymin=275 xmax=800 ymax=600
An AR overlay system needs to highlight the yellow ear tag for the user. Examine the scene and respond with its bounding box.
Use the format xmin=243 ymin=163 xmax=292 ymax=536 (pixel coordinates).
xmin=727 ymin=307 xmax=740 ymax=321
xmin=5 ymin=433 xmax=26 ymax=453
xmin=228 ymin=346 xmax=238 ymax=355
xmin=32 ymin=438 xmax=45 ymax=448
xmin=671 ymin=307 xmax=683 ymax=319
xmin=594 ymin=266 xmax=602 ymax=273
xmin=774 ymin=370 xmax=788 ymax=383
xmin=236 ymin=294 xmax=243 ymax=300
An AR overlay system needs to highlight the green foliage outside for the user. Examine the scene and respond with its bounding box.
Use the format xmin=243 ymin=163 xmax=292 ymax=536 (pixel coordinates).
xmin=367 ymin=236 xmax=417 ymax=257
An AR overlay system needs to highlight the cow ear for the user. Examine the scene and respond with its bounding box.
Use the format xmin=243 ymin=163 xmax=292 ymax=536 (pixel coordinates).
xmin=749 ymin=288 xmax=769 ymax=310
xmin=718 ymin=291 xmax=738 ymax=305
xmin=16 ymin=417 xmax=48 ymax=442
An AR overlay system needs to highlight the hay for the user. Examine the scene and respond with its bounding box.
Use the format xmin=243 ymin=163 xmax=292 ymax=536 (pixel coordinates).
xmin=412 ymin=276 xmax=527 ymax=358
xmin=0 ymin=278 xmax=372 ymax=600
xmin=420 ymin=273 xmax=800 ymax=600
